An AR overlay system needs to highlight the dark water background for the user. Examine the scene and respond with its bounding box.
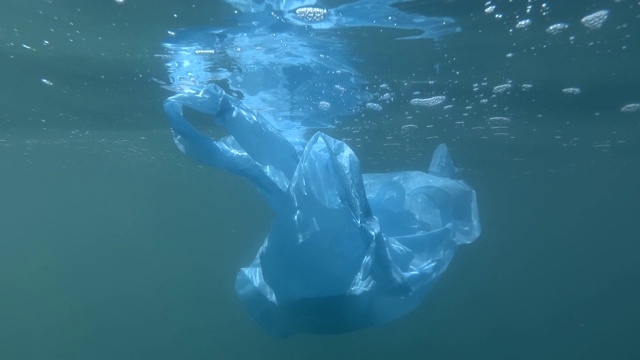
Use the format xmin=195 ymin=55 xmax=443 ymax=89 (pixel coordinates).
xmin=1 ymin=0 xmax=639 ymax=359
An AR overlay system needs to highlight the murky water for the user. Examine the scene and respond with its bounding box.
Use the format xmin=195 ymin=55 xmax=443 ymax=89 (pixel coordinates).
xmin=1 ymin=0 xmax=639 ymax=359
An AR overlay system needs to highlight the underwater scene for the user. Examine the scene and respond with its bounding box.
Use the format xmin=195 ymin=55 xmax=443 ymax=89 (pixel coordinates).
xmin=1 ymin=0 xmax=639 ymax=359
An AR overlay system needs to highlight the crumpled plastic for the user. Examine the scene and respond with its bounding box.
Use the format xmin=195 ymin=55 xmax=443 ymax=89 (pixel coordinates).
xmin=162 ymin=0 xmax=480 ymax=337
xmin=164 ymin=84 xmax=480 ymax=337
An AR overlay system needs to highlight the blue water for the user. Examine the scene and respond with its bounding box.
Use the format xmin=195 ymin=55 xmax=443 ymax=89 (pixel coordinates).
xmin=1 ymin=0 xmax=639 ymax=359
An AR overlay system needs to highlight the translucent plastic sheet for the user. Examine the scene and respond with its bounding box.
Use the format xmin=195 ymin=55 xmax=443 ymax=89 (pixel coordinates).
xmin=162 ymin=0 xmax=479 ymax=337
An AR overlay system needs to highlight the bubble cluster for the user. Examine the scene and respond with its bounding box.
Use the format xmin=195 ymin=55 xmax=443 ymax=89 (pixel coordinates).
xmin=484 ymin=5 xmax=496 ymax=14
xmin=365 ymin=102 xmax=383 ymax=111
xmin=621 ymin=103 xmax=640 ymax=113
xmin=515 ymin=19 xmax=532 ymax=29
xmin=581 ymin=10 xmax=609 ymax=30
xmin=487 ymin=117 xmax=511 ymax=124
xmin=562 ymin=87 xmax=581 ymax=95
xmin=401 ymin=124 xmax=418 ymax=131
xmin=409 ymin=96 xmax=446 ymax=107
xmin=194 ymin=49 xmax=216 ymax=55
xmin=318 ymin=101 xmax=331 ymax=110
xmin=493 ymin=84 xmax=512 ymax=94
xmin=295 ymin=7 xmax=328 ymax=23
xmin=546 ymin=23 xmax=569 ymax=35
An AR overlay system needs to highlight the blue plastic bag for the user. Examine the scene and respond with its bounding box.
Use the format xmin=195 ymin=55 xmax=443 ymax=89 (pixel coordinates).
xmin=162 ymin=0 xmax=480 ymax=337
xmin=164 ymin=84 xmax=480 ymax=336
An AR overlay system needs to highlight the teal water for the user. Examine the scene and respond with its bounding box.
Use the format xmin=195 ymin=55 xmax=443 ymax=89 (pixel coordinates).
xmin=1 ymin=0 xmax=639 ymax=359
